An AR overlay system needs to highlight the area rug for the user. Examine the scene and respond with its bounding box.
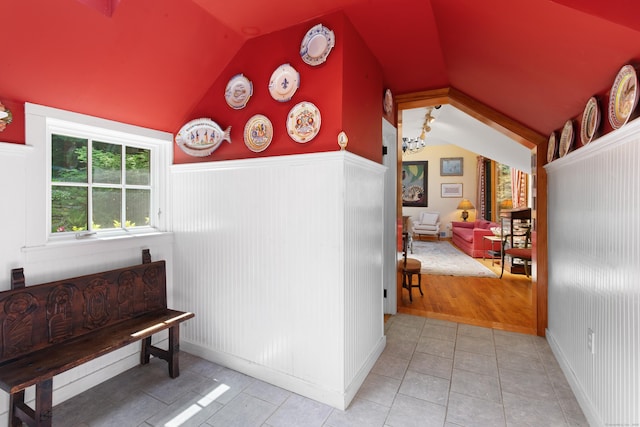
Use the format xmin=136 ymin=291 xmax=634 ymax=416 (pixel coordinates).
xmin=409 ymin=240 xmax=498 ymax=278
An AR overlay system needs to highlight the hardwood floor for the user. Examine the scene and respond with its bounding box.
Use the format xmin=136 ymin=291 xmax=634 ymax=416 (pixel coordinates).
xmin=398 ymin=254 xmax=535 ymax=335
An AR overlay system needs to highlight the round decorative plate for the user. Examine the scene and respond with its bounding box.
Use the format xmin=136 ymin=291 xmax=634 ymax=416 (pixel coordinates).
xmin=580 ymin=96 xmax=600 ymax=145
xmin=547 ymin=131 xmax=557 ymax=163
xmin=175 ymin=118 xmax=231 ymax=157
xmin=269 ymin=63 xmax=300 ymax=102
xmin=383 ymin=89 xmax=393 ymax=115
xmin=225 ymin=74 xmax=253 ymax=109
xmin=244 ymin=114 xmax=273 ymax=152
xmin=559 ymin=120 xmax=574 ymax=158
xmin=300 ymin=23 xmax=335 ymax=66
xmin=608 ymin=64 xmax=639 ymax=129
xmin=287 ymin=101 xmax=321 ymax=143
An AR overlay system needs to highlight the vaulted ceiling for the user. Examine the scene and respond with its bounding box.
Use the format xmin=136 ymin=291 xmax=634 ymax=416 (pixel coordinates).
xmin=3 ymin=0 xmax=640 ymax=141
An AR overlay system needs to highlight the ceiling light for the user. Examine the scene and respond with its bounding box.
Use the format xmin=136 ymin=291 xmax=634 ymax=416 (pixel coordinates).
xmin=402 ymin=107 xmax=435 ymax=155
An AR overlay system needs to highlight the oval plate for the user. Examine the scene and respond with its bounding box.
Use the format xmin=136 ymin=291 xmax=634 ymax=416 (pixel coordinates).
xmin=225 ymin=74 xmax=253 ymax=109
xmin=269 ymin=63 xmax=300 ymax=102
xmin=559 ymin=120 xmax=574 ymax=158
xmin=300 ymin=24 xmax=335 ymax=66
xmin=244 ymin=114 xmax=273 ymax=152
xmin=608 ymin=64 xmax=639 ymax=129
xmin=547 ymin=131 xmax=557 ymax=163
xmin=287 ymin=101 xmax=321 ymax=143
xmin=580 ymin=96 xmax=600 ymax=145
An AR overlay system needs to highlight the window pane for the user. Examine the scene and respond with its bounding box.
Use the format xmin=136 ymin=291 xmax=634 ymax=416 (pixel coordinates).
xmin=93 ymin=141 xmax=122 ymax=184
xmin=126 ymin=189 xmax=150 ymax=227
xmin=51 ymin=186 xmax=88 ymax=232
xmin=52 ymin=134 xmax=88 ymax=183
xmin=93 ymin=188 xmax=122 ymax=229
xmin=126 ymin=146 xmax=150 ymax=185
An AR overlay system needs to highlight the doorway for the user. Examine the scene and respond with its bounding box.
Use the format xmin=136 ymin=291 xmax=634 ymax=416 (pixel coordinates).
xmin=394 ymin=88 xmax=547 ymax=336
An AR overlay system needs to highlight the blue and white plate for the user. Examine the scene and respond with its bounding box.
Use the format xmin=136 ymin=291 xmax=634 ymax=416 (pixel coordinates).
xmin=300 ymin=24 xmax=335 ymax=66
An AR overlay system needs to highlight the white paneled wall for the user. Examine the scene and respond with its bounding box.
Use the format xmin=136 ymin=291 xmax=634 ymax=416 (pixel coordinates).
xmin=171 ymin=152 xmax=386 ymax=409
xmin=546 ymin=120 xmax=640 ymax=426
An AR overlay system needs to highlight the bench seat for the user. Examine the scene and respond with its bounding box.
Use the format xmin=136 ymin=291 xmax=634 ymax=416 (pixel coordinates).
xmin=0 ymin=308 xmax=193 ymax=394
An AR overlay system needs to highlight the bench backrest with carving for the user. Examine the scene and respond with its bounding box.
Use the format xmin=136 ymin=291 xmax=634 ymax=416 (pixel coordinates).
xmin=0 ymin=259 xmax=167 ymax=364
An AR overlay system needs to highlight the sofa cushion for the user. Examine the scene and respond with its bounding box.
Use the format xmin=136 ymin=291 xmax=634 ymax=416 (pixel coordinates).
xmin=453 ymin=227 xmax=474 ymax=243
xmin=475 ymin=219 xmax=492 ymax=229
xmin=414 ymin=224 xmax=438 ymax=232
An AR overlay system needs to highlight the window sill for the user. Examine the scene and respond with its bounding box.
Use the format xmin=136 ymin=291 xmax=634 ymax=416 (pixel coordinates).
xmin=22 ymin=231 xmax=174 ymax=263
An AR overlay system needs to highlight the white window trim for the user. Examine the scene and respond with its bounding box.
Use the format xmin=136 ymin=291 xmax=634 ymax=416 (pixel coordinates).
xmin=24 ymin=103 xmax=173 ymax=248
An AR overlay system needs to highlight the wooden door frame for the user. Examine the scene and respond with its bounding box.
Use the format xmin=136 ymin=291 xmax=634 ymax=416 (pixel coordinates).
xmin=395 ymin=87 xmax=548 ymax=336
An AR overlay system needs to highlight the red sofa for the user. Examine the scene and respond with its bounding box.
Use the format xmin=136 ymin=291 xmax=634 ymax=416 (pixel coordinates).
xmin=451 ymin=219 xmax=500 ymax=258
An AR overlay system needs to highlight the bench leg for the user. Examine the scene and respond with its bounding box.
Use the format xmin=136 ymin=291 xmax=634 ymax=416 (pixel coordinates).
xmin=167 ymin=325 xmax=180 ymax=378
xmin=139 ymin=325 xmax=181 ymax=378
xmin=141 ymin=336 xmax=152 ymax=365
xmin=10 ymin=379 xmax=53 ymax=427
xmin=9 ymin=390 xmax=25 ymax=427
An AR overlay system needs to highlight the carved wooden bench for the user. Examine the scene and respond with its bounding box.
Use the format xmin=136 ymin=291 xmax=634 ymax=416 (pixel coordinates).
xmin=0 ymin=250 xmax=194 ymax=427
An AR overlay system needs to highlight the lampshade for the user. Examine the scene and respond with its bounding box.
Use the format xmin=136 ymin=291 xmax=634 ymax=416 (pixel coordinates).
xmin=457 ymin=199 xmax=475 ymax=210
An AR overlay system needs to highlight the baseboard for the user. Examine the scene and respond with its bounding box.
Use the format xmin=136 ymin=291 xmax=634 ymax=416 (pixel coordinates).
xmin=546 ymin=328 xmax=601 ymax=426
xmin=182 ymin=336 xmax=386 ymax=410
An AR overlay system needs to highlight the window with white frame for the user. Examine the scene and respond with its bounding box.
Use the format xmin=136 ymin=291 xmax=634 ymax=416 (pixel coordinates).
xmin=50 ymin=131 xmax=153 ymax=234
xmin=25 ymin=103 xmax=171 ymax=243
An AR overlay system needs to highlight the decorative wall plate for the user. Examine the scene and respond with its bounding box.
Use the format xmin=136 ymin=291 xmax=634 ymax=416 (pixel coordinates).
xmin=383 ymin=89 xmax=393 ymax=115
xmin=559 ymin=120 xmax=574 ymax=158
xmin=244 ymin=114 xmax=273 ymax=152
xmin=608 ymin=64 xmax=639 ymax=129
xmin=269 ymin=63 xmax=300 ymax=102
xmin=580 ymin=96 xmax=600 ymax=145
xmin=300 ymin=24 xmax=335 ymax=66
xmin=287 ymin=101 xmax=321 ymax=143
xmin=547 ymin=131 xmax=557 ymax=163
xmin=175 ymin=118 xmax=231 ymax=157
xmin=225 ymin=74 xmax=253 ymax=109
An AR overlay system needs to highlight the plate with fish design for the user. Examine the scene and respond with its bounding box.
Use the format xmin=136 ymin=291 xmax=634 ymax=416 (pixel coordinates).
xmin=559 ymin=120 xmax=574 ymax=158
xmin=547 ymin=131 xmax=557 ymax=163
xmin=175 ymin=118 xmax=231 ymax=157
xmin=580 ymin=96 xmax=600 ymax=145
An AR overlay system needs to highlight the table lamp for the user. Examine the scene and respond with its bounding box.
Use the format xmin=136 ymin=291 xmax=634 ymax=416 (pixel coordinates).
xmin=457 ymin=199 xmax=475 ymax=222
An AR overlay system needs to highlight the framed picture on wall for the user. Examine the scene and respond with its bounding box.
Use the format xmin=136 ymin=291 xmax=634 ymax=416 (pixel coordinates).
xmin=440 ymin=157 xmax=463 ymax=176
xmin=402 ymin=161 xmax=427 ymax=207
xmin=441 ymin=183 xmax=463 ymax=198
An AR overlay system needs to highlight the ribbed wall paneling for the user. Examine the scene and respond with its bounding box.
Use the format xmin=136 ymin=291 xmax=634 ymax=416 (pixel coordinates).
xmin=546 ymin=120 xmax=640 ymax=426
xmin=170 ymin=152 xmax=386 ymax=409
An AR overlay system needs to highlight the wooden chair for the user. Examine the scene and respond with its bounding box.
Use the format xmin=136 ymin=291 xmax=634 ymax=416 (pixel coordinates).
xmin=400 ymin=232 xmax=423 ymax=302
xmin=500 ymin=228 xmax=532 ymax=278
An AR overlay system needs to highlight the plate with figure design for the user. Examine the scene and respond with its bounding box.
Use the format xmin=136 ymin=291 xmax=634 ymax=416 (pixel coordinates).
xmin=580 ymin=96 xmax=600 ymax=145
xmin=287 ymin=101 xmax=321 ymax=143
xmin=244 ymin=114 xmax=273 ymax=152
xmin=559 ymin=120 xmax=574 ymax=158
xmin=269 ymin=63 xmax=300 ymax=102
xmin=608 ymin=64 xmax=639 ymax=129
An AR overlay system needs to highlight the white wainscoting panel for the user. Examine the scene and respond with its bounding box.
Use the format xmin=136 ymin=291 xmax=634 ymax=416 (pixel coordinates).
xmin=545 ymin=119 xmax=640 ymax=426
xmin=171 ymin=152 xmax=386 ymax=409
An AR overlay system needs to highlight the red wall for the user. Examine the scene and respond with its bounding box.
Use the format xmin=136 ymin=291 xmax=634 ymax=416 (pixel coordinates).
xmin=173 ymin=12 xmax=383 ymax=165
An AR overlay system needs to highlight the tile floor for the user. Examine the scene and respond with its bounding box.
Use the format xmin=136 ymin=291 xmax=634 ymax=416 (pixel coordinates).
xmin=51 ymin=314 xmax=589 ymax=426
